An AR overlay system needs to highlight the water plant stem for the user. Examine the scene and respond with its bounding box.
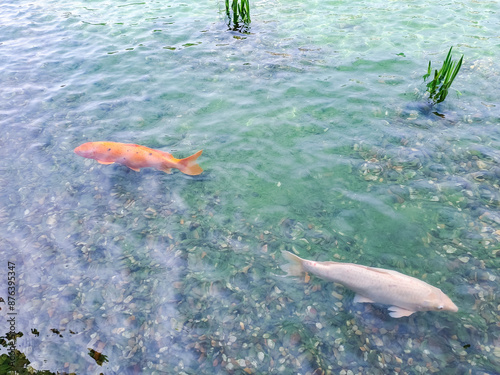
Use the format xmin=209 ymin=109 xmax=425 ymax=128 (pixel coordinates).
xmin=225 ymin=0 xmax=250 ymax=31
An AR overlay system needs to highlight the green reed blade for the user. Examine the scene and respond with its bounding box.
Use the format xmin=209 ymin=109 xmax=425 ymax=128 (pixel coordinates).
xmin=449 ymin=55 xmax=463 ymax=85
xmin=422 ymin=47 xmax=463 ymax=106
xmin=423 ymin=61 xmax=432 ymax=81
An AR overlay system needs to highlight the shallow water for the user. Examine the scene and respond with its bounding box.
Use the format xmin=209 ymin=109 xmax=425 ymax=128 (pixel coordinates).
xmin=1 ymin=0 xmax=499 ymax=374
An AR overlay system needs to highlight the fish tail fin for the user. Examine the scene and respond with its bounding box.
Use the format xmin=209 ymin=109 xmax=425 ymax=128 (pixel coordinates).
xmin=177 ymin=150 xmax=203 ymax=175
xmin=281 ymin=250 xmax=304 ymax=277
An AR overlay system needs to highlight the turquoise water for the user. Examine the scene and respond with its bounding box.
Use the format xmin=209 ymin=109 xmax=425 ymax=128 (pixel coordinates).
xmin=1 ymin=0 xmax=499 ymax=374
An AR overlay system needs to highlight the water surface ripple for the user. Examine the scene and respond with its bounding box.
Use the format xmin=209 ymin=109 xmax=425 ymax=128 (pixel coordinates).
xmin=1 ymin=0 xmax=499 ymax=374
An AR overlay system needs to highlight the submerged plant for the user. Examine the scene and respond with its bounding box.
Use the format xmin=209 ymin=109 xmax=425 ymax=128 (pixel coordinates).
xmin=225 ymin=0 xmax=250 ymax=32
xmin=423 ymin=47 xmax=463 ymax=105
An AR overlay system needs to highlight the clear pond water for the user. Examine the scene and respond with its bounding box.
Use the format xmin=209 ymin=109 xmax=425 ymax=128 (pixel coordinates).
xmin=1 ymin=0 xmax=499 ymax=374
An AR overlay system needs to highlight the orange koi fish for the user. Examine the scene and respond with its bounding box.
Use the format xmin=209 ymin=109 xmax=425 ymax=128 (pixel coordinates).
xmin=74 ymin=141 xmax=203 ymax=175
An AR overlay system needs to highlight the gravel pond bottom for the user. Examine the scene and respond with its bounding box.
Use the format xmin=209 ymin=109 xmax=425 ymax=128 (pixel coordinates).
xmin=1 ymin=0 xmax=500 ymax=374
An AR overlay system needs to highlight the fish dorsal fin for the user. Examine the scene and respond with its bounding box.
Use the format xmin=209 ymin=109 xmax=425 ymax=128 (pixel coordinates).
xmin=366 ymin=266 xmax=404 ymax=278
xmin=157 ymin=150 xmax=175 ymax=160
xmin=388 ymin=306 xmax=415 ymax=318
xmin=130 ymin=144 xmax=165 ymax=156
xmin=129 ymin=144 xmax=150 ymax=151
xmin=333 ymin=263 xmax=401 ymax=278
xmin=353 ymin=294 xmax=375 ymax=304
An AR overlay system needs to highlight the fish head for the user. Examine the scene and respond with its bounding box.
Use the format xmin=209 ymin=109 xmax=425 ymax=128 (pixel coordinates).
xmin=437 ymin=292 xmax=459 ymax=313
xmin=424 ymin=289 xmax=458 ymax=313
xmin=74 ymin=142 xmax=96 ymax=158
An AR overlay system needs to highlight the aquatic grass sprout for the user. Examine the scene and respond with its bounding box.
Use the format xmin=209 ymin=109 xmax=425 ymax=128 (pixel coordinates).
xmin=225 ymin=0 xmax=251 ymax=32
xmin=423 ymin=47 xmax=463 ymax=105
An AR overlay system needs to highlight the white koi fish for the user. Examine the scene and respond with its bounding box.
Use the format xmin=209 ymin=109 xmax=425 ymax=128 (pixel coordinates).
xmin=281 ymin=251 xmax=458 ymax=318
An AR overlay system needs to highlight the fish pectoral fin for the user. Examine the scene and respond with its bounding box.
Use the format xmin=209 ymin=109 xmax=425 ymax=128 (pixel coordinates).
xmin=127 ymin=166 xmax=141 ymax=172
xmin=159 ymin=166 xmax=173 ymax=174
xmin=388 ymin=306 xmax=415 ymax=318
xmin=97 ymin=160 xmax=115 ymax=165
xmin=353 ymin=294 xmax=376 ymax=304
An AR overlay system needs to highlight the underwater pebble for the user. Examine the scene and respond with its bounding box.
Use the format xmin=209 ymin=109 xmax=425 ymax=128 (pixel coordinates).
xmin=459 ymin=256 xmax=470 ymax=263
xmin=331 ymin=290 xmax=343 ymax=300
xmin=494 ymin=347 xmax=500 ymax=358
xmin=476 ymin=160 xmax=487 ymax=169
xmin=122 ymin=331 xmax=134 ymax=338
xmin=258 ymin=352 xmax=264 ymax=361
xmin=123 ymin=295 xmax=133 ymax=303
xmin=46 ymin=215 xmax=57 ymax=226
xmin=443 ymin=245 xmax=457 ymax=254
xmin=73 ymin=312 xmax=83 ymax=320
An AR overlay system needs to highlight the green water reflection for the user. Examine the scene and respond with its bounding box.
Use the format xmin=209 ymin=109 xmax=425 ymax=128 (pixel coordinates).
xmin=0 ymin=0 xmax=499 ymax=374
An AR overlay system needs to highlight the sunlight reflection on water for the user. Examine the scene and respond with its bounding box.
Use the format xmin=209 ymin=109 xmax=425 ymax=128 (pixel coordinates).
xmin=1 ymin=0 xmax=499 ymax=373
